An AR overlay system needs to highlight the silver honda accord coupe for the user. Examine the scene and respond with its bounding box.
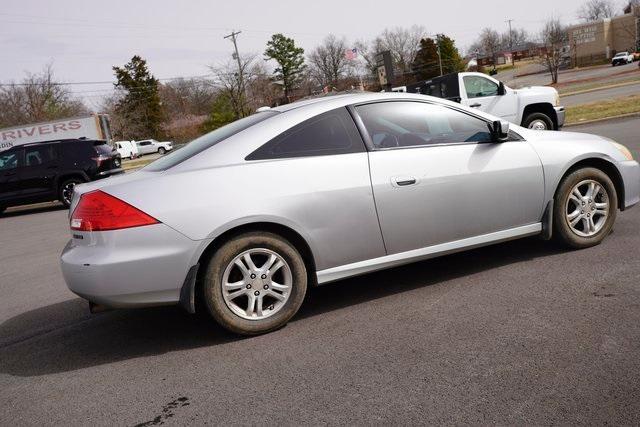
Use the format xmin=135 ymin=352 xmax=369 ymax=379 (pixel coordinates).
xmin=61 ymin=92 xmax=640 ymax=335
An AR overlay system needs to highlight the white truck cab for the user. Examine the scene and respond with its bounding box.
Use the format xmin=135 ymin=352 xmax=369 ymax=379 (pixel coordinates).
xmin=392 ymin=72 xmax=565 ymax=131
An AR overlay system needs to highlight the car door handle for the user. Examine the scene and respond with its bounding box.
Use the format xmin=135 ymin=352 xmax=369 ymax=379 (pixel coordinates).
xmin=470 ymin=103 xmax=482 ymax=108
xmin=392 ymin=176 xmax=417 ymax=187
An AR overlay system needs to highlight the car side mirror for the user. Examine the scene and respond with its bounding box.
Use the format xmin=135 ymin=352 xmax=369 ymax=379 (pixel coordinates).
xmin=497 ymin=81 xmax=506 ymax=96
xmin=489 ymin=120 xmax=509 ymax=142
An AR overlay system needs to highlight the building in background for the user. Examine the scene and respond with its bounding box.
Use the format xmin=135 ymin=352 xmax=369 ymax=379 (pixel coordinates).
xmin=567 ymin=5 xmax=640 ymax=67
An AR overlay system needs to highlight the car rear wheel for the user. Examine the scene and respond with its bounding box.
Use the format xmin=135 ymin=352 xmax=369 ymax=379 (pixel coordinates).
xmin=553 ymin=167 xmax=617 ymax=249
xmin=523 ymin=112 xmax=553 ymax=130
xmin=202 ymin=232 xmax=307 ymax=335
xmin=59 ymin=178 xmax=83 ymax=208
xmin=158 ymin=147 xmax=166 ymax=155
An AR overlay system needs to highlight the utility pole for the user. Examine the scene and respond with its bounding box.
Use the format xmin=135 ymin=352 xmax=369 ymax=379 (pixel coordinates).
xmin=436 ymin=34 xmax=443 ymax=76
xmin=506 ymin=19 xmax=514 ymax=64
xmin=223 ymin=30 xmax=245 ymax=115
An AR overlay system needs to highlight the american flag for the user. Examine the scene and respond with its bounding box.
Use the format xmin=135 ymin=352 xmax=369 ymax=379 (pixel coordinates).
xmin=344 ymin=48 xmax=358 ymax=60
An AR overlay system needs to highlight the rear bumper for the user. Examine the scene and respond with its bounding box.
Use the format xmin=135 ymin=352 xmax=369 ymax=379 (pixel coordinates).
xmin=60 ymin=223 xmax=202 ymax=308
xmin=554 ymin=106 xmax=565 ymax=129
xmin=619 ymin=160 xmax=640 ymax=210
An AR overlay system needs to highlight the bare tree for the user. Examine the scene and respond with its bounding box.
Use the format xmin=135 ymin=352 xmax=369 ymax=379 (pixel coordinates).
xmin=540 ymin=18 xmax=568 ymax=84
xmin=245 ymin=61 xmax=281 ymax=109
xmin=159 ymin=78 xmax=216 ymax=118
xmin=209 ymin=53 xmax=258 ymax=118
xmin=308 ymin=35 xmax=350 ymax=89
xmin=378 ymin=25 xmax=428 ymax=75
xmin=0 ymin=64 xmax=87 ymax=127
xmin=500 ymin=28 xmax=531 ymax=50
xmin=479 ymin=28 xmax=501 ymax=66
xmin=354 ymin=38 xmax=385 ymax=76
xmin=577 ymin=0 xmax=616 ymax=22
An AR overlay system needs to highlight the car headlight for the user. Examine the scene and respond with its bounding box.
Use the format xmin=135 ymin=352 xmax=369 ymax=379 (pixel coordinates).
xmin=611 ymin=141 xmax=634 ymax=161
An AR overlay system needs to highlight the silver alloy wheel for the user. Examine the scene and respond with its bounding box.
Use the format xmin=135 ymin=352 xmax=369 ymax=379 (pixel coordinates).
xmin=62 ymin=182 xmax=77 ymax=205
xmin=221 ymin=248 xmax=292 ymax=320
xmin=565 ymin=179 xmax=609 ymax=237
xmin=528 ymin=119 xmax=548 ymax=130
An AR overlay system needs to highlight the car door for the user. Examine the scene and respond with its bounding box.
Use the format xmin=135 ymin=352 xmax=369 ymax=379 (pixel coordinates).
xmin=461 ymin=74 xmax=518 ymax=123
xmin=137 ymin=141 xmax=152 ymax=155
xmin=353 ymin=101 xmax=545 ymax=255
xmin=18 ymin=144 xmax=59 ymax=198
xmin=0 ymin=149 xmax=23 ymax=203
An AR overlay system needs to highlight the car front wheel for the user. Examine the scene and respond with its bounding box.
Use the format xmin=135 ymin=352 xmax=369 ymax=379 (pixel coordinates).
xmin=203 ymin=232 xmax=308 ymax=335
xmin=158 ymin=147 xmax=166 ymax=155
xmin=553 ymin=167 xmax=617 ymax=249
xmin=524 ymin=112 xmax=554 ymax=130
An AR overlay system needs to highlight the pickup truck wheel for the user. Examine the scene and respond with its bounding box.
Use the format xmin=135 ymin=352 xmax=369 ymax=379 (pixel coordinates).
xmin=59 ymin=178 xmax=83 ymax=208
xmin=203 ymin=232 xmax=308 ymax=335
xmin=553 ymin=167 xmax=617 ymax=249
xmin=524 ymin=112 xmax=553 ymax=130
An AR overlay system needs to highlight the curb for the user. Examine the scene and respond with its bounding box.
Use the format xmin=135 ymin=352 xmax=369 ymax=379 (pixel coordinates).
xmin=565 ymin=111 xmax=640 ymax=127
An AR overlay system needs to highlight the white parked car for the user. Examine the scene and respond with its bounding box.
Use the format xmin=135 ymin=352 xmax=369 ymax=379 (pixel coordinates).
xmin=135 ymin=139 xmax=173 ymax=155
xmin=393 ymin=72 xmax=564 ymax=131
xmin=612 ymin=52 xmax=633 ymax=66
xmin=114 ymin=140 xmax=139 ymax=159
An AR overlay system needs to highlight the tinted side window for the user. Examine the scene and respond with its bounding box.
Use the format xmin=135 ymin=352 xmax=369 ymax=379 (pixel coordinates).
xmin=25 ymin=145 xmax=57 ymax=166
xmin=355 ymin=102 xmax=492 ymax=149
xmin=247 ymin=107 xmax=364 ymax=160
xmin=0 ymin=150 xmax=20 ymax=171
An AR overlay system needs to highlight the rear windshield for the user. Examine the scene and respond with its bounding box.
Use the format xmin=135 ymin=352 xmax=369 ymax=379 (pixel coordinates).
xmin=144 ymin=111 xmax=279 ymax=171
xmin=94 ymin=142 xmax=115 ymax=155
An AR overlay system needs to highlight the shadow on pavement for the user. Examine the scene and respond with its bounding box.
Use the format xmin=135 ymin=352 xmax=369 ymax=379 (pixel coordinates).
xmin=0 ymin=236 xmax=564 ymax=377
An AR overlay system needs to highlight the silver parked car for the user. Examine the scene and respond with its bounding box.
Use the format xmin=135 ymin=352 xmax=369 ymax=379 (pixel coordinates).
xmin=61 ymin=93 xmax=640 ymax=335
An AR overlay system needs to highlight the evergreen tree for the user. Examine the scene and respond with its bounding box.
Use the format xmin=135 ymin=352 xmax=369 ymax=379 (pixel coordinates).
xmin=438 ymin=35 xmax=465 ymax=74
xmin=412 ymin=35 xmax=465 ymax=80
xmin=264 ymin=34 xmax=306 ymax=101
xmin=201 ymin=92 xmax=236 ymax=133
xmin=112 ymin=55 xmax=163 ymax=139
xmin=412 ymin=38 xmax=440 ymax=80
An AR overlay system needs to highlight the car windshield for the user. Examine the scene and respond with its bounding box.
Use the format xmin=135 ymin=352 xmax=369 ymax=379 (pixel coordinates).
xmin=144 ymin=111 xmax=279 ymax=171
xmin=615 ymin=53 xmax=627 ymax=57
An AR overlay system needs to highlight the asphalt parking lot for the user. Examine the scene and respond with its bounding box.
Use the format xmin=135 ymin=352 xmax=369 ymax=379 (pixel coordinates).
xmin=1 ymin=117 xmax=640 ymax=425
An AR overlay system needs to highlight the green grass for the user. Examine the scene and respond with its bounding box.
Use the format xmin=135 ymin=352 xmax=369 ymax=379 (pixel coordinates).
xmin=565 ymin=94 xmax=640 ymax=124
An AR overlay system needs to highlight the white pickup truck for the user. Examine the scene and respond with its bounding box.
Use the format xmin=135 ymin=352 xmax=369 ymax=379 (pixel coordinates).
xmin=392 ymin=72 xmax=565 ymax=131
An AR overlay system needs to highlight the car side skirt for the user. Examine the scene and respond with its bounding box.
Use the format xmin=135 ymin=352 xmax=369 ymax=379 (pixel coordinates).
xmin=316 ymin=223 xmax=542 ymax=284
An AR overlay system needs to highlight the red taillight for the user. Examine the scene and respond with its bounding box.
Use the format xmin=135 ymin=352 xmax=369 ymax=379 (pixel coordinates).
xmin=70 ymin=190 xmax=159 ymax=231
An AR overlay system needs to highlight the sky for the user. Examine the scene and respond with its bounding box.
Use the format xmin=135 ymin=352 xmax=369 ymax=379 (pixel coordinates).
xmin=1 ymin=0 xmax=600 ymax=109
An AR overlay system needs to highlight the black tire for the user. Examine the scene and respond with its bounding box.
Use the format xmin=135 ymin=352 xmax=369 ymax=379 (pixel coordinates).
xmin=203 ymin=232 xmax=307 ymax=335
xmin=158 ymin=147 xmax=166 ymax=155
xmin=553 ymin=167 xmax=617 ymax=249
xmin=59 ymin=178 xmax=83 ymax=208
xmin=0 ymin=206 xmax=6 ymax=215
xmin=523 ymin=112 xmax=554 ymax=130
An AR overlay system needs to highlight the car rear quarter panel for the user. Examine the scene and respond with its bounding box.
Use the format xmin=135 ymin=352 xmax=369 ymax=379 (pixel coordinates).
xmin=103 ymin=153 xmax=387 ymax=271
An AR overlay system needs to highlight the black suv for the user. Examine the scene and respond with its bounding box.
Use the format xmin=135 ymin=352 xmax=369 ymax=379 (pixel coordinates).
xmin=0 ymin=139 xmax=123 ymax=213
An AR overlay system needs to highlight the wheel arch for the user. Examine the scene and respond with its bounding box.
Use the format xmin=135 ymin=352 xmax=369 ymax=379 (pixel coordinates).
xmin=194 ymin=221 xmax=319 ymax=299
xmin=554 ymin=157 xmax=625 ymax=211
xmin=522 ymin=103 xmax=558 ymax=129
xmin=55 ymin=172 xmax=89 ymax=189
